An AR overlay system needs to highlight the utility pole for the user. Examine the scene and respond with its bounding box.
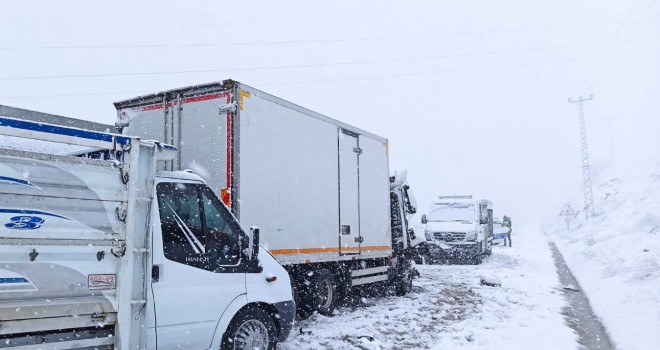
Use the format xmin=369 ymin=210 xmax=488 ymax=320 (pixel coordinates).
xmin=568 ymin=95 xmax=595 ymax=219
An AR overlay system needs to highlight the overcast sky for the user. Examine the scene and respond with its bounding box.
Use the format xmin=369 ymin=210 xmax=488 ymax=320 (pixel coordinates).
xmin=1 ymin=0 xmax=658 ymax=232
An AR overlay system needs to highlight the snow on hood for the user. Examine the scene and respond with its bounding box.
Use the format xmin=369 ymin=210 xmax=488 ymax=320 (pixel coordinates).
xmin=425 ymin=220 xmax=477 ymax=233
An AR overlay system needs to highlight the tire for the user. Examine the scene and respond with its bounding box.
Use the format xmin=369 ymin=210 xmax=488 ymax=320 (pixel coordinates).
xmin=222 ymin=307 xmax=277 ymax=350
xmin=473 ymin=253 xmax=483 ymax=265
xmin=394 ymin=267 xmax=413 ymax=296
xmin=291 ymin=280 xmax=307 ymax=320
xmin=311 ymin=269 xmax=336 ymax=315
xmin=292 ymin=278 xmax=313 ymax=319
xmin=412 ymin=251 xmax=423 ymax=265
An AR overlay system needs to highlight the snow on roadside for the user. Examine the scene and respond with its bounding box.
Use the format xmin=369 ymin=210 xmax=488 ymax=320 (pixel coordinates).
xmin=281 ymin=232 xmax=577 ymax=349
xmin=549 ymin=159 xmax=660 ymax=350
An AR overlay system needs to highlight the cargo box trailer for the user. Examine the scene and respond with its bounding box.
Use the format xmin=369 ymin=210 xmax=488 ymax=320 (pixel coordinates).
xmin=114 ymin=80 xmax=417 ymax=315
xmin=0 ymin=116 xmax=294 ymax=349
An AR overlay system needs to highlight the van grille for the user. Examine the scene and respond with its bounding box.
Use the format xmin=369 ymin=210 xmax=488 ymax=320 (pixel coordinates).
xmin=433 ymin=232 xmax=466 ymax=242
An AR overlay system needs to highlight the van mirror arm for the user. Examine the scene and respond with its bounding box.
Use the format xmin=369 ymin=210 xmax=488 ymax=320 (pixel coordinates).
xmin=249 ymin=227 xmax=260 ymax=260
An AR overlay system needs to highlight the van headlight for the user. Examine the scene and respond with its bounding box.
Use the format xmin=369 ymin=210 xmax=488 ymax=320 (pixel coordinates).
xmin=465 ymin=231 xmax=477 ymax=241
xmin=425 ymin=230 xmax=434 ymax=240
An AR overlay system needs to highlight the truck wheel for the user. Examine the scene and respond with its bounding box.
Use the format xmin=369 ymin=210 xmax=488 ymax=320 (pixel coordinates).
xmin=292 ymin=280 xmax=313 ymax=319
xmin=413 ymin=251 xmax=423 ymax=265
xmin=312 ymin=269 xmax=336 ymax=315
xmin=485 ymin=242 xmax=493 ymax=256
xmin=222 ymin=307 xmax=277 ymax=350
xmin=394 ymin=269 xmax=413 ymax=296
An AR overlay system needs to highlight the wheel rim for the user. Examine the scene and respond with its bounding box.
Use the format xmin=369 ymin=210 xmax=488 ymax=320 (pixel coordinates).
xmin=232 ymin=319 xmax=269 ymax=350
xmin=318 ymin=278 xmax=333 ymax=309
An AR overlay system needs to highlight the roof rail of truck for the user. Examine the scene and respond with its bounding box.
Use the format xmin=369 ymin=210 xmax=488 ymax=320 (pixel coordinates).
xmin=0 ymin=116 xmax=176 ymax=159
xmin=438 ymin=195 xmax=473 ymax=200
xmin=0 ymin=116 xmax=131 ymax=149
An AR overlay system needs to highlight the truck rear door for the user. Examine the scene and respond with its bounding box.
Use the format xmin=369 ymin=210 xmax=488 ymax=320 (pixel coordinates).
xmin=338 ymin=129 xmax=361 ymax=254
xmin=119 ymin=91 xmax=234 ymax=202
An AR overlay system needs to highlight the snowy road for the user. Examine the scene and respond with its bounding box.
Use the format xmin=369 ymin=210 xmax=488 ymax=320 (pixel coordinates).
xmin=280 ymin=233 xmax=579 ymax=350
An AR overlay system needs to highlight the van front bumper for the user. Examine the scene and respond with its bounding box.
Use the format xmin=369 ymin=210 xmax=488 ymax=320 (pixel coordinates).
xmin=429 ymin=241 xmax=480 ymax=257
xmin=274 ymin=300 xmax=296 ymax=341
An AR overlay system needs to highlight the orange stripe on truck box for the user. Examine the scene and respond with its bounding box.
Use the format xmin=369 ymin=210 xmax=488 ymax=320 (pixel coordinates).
xmin=269 ymin=246 xmax=391 ymax=255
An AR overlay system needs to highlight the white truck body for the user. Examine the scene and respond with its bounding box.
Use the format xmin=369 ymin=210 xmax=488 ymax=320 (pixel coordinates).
xmin=0 ymin=116 xmax=294 ymax=349
xmin=114 ymin=80 xmax=415 ymax=314
xmin=116 ymin=82 xmax=391 ymax=271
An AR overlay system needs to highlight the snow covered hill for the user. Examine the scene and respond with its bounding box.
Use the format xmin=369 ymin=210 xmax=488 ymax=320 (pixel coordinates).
xmin=549 ymin=158 xmax=660 ymax=350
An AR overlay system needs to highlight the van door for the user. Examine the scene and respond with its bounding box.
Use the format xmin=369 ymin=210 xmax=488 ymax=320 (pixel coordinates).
xmin=338 ymin=129 xmax=361 ymax=254
xmin=150 ymin=181 xmax=247 ymax=349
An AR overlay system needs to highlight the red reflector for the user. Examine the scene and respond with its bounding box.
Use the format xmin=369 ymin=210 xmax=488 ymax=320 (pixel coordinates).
xmin=220 ymin=188 xmax=231 ymax=207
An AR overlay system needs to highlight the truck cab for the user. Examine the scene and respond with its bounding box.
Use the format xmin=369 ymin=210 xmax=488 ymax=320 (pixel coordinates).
xmin=420 ymin=196 xmax=493 ymax=264
xmin=0 ymin=116 xmax=294 ymax=350
xmin=389 ymin=169 xmax=420 ymax=295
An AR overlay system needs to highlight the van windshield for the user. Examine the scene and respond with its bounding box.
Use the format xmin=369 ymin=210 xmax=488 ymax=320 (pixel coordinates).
xmin=427 ymin=203 xmax=478 ymax=222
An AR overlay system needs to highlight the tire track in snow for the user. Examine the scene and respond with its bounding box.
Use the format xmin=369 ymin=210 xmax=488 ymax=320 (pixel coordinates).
xmin=550 ymin=242 xmax=616 ymax=350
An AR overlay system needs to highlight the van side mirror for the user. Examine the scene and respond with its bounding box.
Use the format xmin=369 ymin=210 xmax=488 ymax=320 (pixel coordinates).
xmin=421 ymin=214 xmax=427 ymax=224
xmin=249 ymin=227 xmax=260 ymax=260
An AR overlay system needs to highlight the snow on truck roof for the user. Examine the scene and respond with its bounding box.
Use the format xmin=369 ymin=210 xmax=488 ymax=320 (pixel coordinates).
xmin=156 ymin=170 xmax=205 ymax=183
xmin=432 ymin=196 xmax=492 ymax=206
xmin=113 ymin=79 xmax=388 ymax=143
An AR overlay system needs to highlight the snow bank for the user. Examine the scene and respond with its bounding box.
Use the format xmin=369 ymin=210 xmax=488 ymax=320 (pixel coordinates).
xmin=549 ymin=158 xmax=660 ymax=350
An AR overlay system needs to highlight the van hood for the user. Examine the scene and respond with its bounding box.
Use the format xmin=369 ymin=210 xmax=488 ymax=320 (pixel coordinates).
xmin=425 ymin=221 xmax=478 ymax=233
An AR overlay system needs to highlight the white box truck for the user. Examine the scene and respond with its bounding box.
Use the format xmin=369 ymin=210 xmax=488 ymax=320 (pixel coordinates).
xmin=0 ymin=116 xmax=294 ymax=349
xmin=420 ymin=195 xmax=493 ymax=264
xmin=114 ymin=80 xmax=418 ymax=316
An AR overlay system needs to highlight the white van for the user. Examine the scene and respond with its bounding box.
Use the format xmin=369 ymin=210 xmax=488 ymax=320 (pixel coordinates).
xmin=0 ymin=116 xmax=294 ymax=349
xmin=421 ymin=196 xmax=493 ymax=264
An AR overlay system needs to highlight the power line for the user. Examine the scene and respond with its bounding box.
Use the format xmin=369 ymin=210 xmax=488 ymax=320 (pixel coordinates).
xmin=259 ymin=51 xmax=658 ymax=87
xmin=589 ymin=1 xmax=660 ymax=93
xmin=574 ymin=0 xmax=643 ymax=94
xmin=0 ymin=21 xmax=652 ymax=51
xmin=1 ymin=50 xmax=656 ymax=100
xmin=1 ymin=39 xmax=656 ymax=82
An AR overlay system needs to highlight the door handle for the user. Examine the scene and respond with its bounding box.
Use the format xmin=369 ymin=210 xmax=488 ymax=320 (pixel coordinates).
xmin=152 ymin=265 xmax=161 ymax=282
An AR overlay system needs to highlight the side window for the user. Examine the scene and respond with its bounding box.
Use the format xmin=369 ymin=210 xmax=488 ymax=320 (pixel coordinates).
xmin=402 ymin=185 xmax=417 ymax=215
xmin=479 ymin=203 xmax=488 ymax=224
xmin=156 ymin=183 xmax=242 ymax=271
xmin=201 ymin=187 xmax=241 ymax=266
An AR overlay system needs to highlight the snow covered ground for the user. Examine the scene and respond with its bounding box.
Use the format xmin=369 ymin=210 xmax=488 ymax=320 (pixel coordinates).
xmin=549 ymin=158 xmax=660 ymax=350
xmin=281 ymin=232 xmax=578 ymax=350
